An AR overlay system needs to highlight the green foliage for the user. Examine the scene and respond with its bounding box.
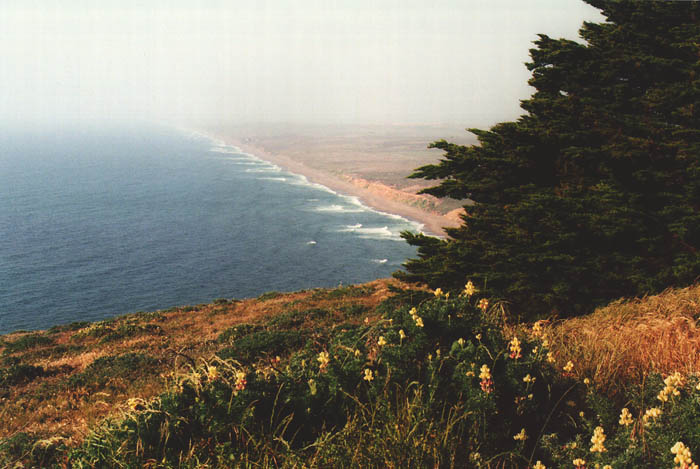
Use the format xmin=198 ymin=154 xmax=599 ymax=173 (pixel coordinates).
xmin=67 ymin=352 xmax=160 ymax=390
xmin=311 ymin=285 xmax=376 ymax=300
xmin=217 ymin=330 xmax=308 ymax=364
xmin=66 ymin=295 xmax=582 ymax=468
xmin=258 ymin=291 xmax=283 ymax=301
xmin=2 ymin=333 xmax=54 ymax=354
xmin=338 ymin=303 xmax=369 ymax=319
xmin=396 ymin=0 xmax=700 ymax=319
xmin=0 ymin=363 xmax=47 ymax=389
xmin=70 ymin=319 xmax=162 ymax=344
xmin=269 ymin=308 xmax=330 ymax=329
xmin=216 ymin=323 xmax=263 ymax=344
xmin=47 ymin=321 xmax=90 ymax=334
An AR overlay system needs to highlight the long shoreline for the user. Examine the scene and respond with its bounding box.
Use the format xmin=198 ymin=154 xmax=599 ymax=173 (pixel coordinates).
xmin=203 ymin=132 xmax=459 ymax=238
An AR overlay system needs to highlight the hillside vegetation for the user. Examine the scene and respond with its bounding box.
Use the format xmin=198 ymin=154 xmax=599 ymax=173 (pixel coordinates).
xmin=2 ymin=281 xmax=700 ymax=468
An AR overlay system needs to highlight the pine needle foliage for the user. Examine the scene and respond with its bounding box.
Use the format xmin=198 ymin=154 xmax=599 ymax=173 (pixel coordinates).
xmin=396 ymin=0 xmax=700 ymax=319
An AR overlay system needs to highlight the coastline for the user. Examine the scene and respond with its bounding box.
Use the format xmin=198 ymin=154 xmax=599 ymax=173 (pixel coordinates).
xmin=204 ymin=132 xmax=461 ymax=238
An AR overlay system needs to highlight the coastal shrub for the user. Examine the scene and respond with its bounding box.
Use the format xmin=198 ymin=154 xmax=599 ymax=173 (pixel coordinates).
xmin=68 ymin=352 xmax=160 ymax=390
xmin=0 ymin=363 xmax=46 ymax=389
xmin=47 ymin=321 xmax=90 ymax=334
xmin=97 ymin=322 xmax=162 ymax=344
xmin=396 ymin=0 xmax=700 ymax=320
xmin=2 ymin=333 xmax=54 ymax=354
xmin=216 ymin=330 xmax=308 ymax=363
xmin=311 ymin=284 xmax=376 ymax=300
xmin=258 ymin=291 xmax=283 ymax=301
xmin=269 ymin=308 xmax=330 ymax=329
xmin=68 ymin=293 xmax=585 ymax=467
xmin=339 ymin=303 xmax=369 ymax=319
xmin=216 ymin=323 xmax=263 ymax=344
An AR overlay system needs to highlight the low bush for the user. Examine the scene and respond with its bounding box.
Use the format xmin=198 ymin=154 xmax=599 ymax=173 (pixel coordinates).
xmin=2 ymin=333 xmax=54 ymax=354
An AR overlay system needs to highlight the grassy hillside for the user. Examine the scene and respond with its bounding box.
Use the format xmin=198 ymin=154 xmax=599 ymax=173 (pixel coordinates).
xmin=2 ymin=281 xmax=700 ymax=468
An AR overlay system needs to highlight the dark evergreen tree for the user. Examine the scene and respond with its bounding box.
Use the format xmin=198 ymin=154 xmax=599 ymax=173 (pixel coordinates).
xmin=396 ymin=0 xmax=700 ymax=319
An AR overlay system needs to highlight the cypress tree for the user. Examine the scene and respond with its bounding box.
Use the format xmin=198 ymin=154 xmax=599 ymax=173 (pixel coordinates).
xmin=396 ymin=0 xmax=700 ymax=319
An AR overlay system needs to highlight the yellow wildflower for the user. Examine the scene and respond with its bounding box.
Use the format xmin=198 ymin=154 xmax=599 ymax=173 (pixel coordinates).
xmin=479 ymin=364 xmax=491 ymax=380
xmin=479 ymin=364 xmax=493 ymax=393
xmin=205 ymin=365 xmax=219 ymax=381
xmin=377 ymin=336 xmax=387 ymax=347
xmin=433 ymin=288 xmax=444 ymax=297
xmin=363 ymin=368 xmax=374 ymax=382
xmin=672 ymin=441 xmax=699 ymax=469
xmin=619 ymin=407 xmax=634 ymax=426
xmin=414 ymin=316 xmax=424 ymax=328
xmin=573 ymin=458 xmax=586 ymax=468
xmin=508 ymin=336 xmax=522 ymax=359
xmin=478 ymin=298 xmax=489 ymax=311
xmin=563 ymin=361 xmax=574 ymax=373
xmin=643 ymin=407 xmax=662 ymax=425
xmin=476 ymin=333 xmax=482 ymax=341
xmin=547 ymin=351 xmax=555 ymax=363
xmin=399 ymin=329 xmax=406 ymax=340
xmin=234 ymin=370 xmax=247 ymax=392
xmin=532 ymin=320 xmax=543 ymax=337
xmin=523 ymin=374 xmax=535 ymax=384
xmin=583 ymin=378 xmax=590 ymax=385
xmin=658 ymin=371 xmax=684 ymax=402
xmin=354 ymin=349 xmax=361 ymax=357
xmin=590 ymin=426 xmax=606 ymax=453
xmin=533 ymin=461 xmax=546 ymax=469
xmin=463 ymin=280 xmax=478 ymax=297
xmin=317 ymin=351 xmax=330 ymax=371
xmin=457 ymin=337 xmax=465 ymax=347
xmin=513 ymin=428 xmax=527 ymax=441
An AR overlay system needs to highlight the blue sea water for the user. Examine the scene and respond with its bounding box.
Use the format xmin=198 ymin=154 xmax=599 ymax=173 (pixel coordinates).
xmin=0 ymin=124 xmax=419 ymax=334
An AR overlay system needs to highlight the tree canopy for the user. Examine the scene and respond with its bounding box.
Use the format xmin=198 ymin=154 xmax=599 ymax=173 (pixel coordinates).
xmin=395 ymin=0 xmax=700 ymax=319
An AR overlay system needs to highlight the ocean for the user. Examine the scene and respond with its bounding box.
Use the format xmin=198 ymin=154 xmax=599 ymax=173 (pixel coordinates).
xmin=0 ymin=124 xmax=420 ymax=334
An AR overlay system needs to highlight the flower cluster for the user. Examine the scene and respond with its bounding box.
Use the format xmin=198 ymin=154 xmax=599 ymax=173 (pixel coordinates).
xmin=589 ymin=426 xmax=606 ymax=453
xmin=643 ymin=407 xmax=662 ymax=425
xmin=205 ymin=365 xmax=219 ymax=382
xmin=317 ymin=351 xmax=330 ymax=372
xmin=513 ymin=428 xmax=527 ymax=441
xmin=478 ymin=298 xmax=489 ymax=312
xmin=508 ymin=336 xmax=522 ymax=359
xmin=234 ymin=370 xmax=247 ymax=393
xmin=409 ymin=307 xmax=424 ymax=328
xmin=463 ymin=280 xmax=478 ymax=297
xmin=671 ymin=441 xmax=699 ymax=469
xmin=573 ymin=457 xmax=586 ymax=468
xmin=531 ymin=320 xmax=543 ymax=338
xmin=563 ymin=361 xmax=574 ymax=373
xmin=618 ymin=407 xmax=634 ymax=426
xmin=479 ymin=364 xmax=493 ymax=394
xmin=363 ymin=368 xmax=374 ymax=382
xmin=658 ymin=371 xmax=684 ymax=403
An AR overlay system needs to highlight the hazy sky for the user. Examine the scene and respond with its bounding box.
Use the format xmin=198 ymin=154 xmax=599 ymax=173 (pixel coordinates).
xmin=0 ymin=0 xmax=603 ymax=128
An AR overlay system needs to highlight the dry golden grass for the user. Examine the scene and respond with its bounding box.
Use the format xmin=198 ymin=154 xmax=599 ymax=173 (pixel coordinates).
xmin=541 ymin=283 xmax=700 ymax=394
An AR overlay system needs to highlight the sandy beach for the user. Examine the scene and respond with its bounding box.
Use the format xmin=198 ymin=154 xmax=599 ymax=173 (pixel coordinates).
xmin=203 ymin=124 xmax=474 ymax=237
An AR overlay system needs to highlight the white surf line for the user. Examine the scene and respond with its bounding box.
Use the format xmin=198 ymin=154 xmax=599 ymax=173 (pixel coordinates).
xmin=191 ymin=128 xmax=427 ymax=236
